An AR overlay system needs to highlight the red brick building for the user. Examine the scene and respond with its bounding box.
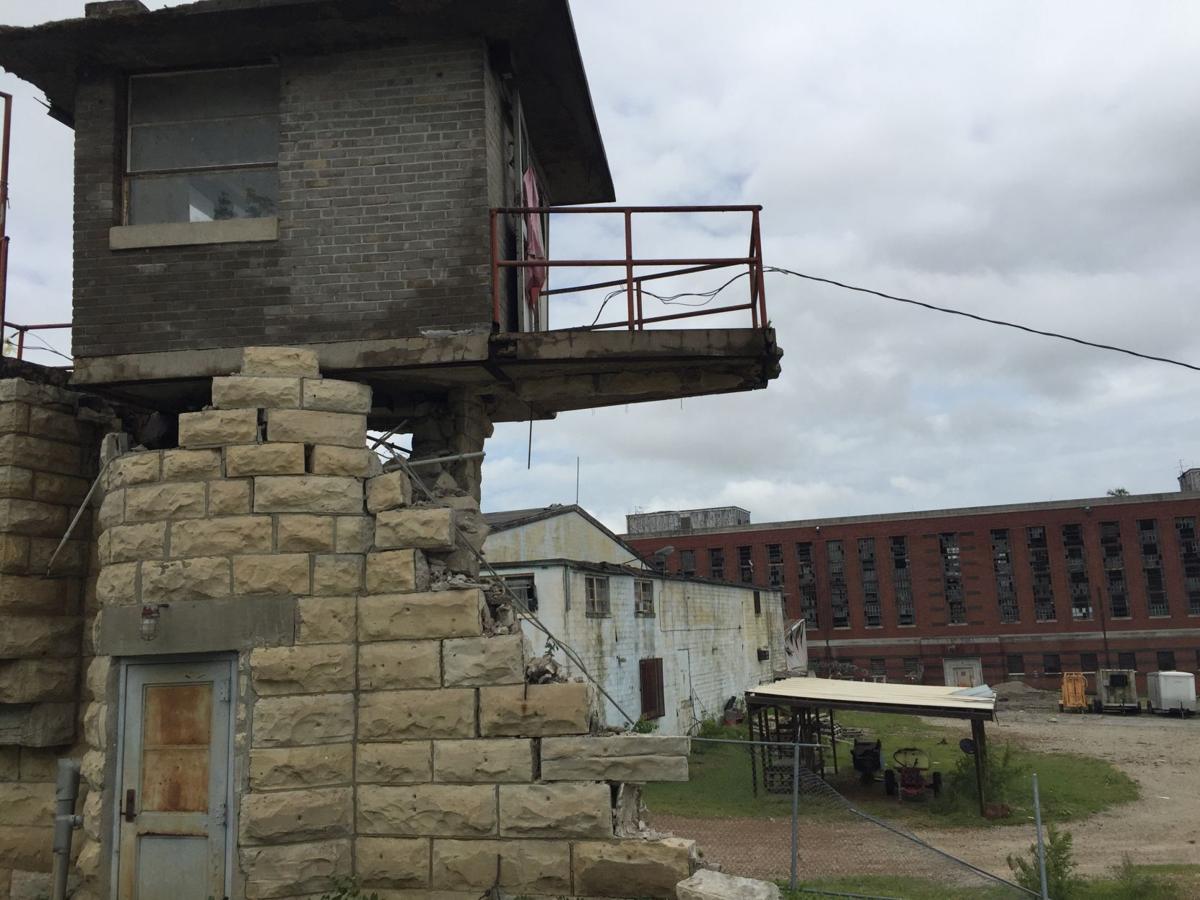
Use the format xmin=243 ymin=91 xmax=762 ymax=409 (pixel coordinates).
xmin=625 ymin=472 xmax=1200 ymax=693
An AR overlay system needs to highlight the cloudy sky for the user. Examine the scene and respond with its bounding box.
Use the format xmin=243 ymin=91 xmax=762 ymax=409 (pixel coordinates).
xmin=4 ymin=2 xmax=1199 ymax=531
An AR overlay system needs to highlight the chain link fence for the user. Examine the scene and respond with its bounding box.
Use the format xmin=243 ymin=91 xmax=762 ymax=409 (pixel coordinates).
xmin=645 ymin=736 xmax=1036 ymax=899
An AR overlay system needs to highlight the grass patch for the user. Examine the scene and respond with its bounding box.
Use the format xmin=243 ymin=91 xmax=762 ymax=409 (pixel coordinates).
xmin=785 ymin=874 xmax=1014 ymax=899
xmin=644 ymin=713 xmax=1137 ymax=828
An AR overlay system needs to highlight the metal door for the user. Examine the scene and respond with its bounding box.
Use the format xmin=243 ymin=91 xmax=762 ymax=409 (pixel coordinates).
xmin=115 ymin=658 xmax=233 ymax=900
xmin=943 ymin=657 xmax=983 ymax=688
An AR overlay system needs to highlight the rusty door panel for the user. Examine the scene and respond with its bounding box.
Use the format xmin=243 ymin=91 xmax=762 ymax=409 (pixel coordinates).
xmin=140 ymin=684 xmax=212 ymax=813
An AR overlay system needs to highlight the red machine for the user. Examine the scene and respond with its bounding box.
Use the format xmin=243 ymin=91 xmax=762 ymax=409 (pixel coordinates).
xmin=883 ymin=747 xmax=942 ymax=800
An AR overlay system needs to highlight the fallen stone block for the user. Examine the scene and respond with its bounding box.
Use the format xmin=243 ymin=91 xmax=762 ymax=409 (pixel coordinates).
xmin=677 ymin=868 xmax=781 ymax=899
xmin=572 ymin=837 xmax=697 ymax=899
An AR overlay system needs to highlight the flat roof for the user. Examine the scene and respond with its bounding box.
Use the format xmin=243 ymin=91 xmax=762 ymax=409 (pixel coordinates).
xmin=747 ymin=677 xmax=996 ymax=721
xmin=0 ymin=0 xmax=613 ymax=204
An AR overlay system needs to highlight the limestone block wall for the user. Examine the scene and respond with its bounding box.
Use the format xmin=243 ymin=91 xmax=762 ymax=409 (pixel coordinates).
xmin=76 ymin=348 xmax=693 ymax=900
xmin=0 ymin=370 xmax=117 ymax=900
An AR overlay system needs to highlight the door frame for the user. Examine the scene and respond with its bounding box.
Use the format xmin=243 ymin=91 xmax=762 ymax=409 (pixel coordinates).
xmin=942 ymin=656 xmax=984 ymax=688
xmin=110 ymin=654 xmax=237 ymax=900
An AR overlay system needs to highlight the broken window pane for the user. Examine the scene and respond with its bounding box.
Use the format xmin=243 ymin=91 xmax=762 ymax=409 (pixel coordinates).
xmin=1062 ymin=524 xmax=1093 ymax=620
xmin=1138 ymin=519 xmax=1170 ymax=616
xmin=939 ymin=533 xmax=966 ymax=624
xmin=795 ymin=542 xmax=819 ymax=628
xmin=1100 ymin=522 xmax=1130 ymax=618
xmin=584 ymin=575 xmax=610 ymax=617
xmin=826 ymin=540 xmax=850 ymax=628
xmin=991 ymin=529 xmax=1020 ymax=623
xmin=634 ymin=579 xmax=655 ymax=617
xmin=1027 ymin=526 xmax=1057 ymax=622
xmin=858 ymin=537 xmax=882 ymax=627
xmin=707 ymin=548 xmax=725 ymax=581
xmin=1174 ymin=517 xmax=1200 ymax=615
xmin=890 ymin=536 xmax=915 ymax=626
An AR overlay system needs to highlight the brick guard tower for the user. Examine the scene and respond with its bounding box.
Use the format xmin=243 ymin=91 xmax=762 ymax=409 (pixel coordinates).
xmin=0 ymin=1 xmax=782 ymax=898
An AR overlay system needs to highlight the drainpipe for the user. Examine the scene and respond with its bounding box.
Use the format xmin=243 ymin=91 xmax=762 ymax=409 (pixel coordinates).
xmin=52 ymin=759 xmax=83 ymax=900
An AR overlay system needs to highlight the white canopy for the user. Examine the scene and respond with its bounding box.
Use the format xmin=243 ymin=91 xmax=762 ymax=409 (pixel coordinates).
xmin=747 ymin=676 xmax=996 ymax=720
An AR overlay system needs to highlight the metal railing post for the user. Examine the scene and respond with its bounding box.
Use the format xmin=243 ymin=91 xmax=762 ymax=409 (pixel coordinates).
xmin=790 ymin=738 xmax=800 ymax=892
xmin=752 ymin=209 xmax=767 ymax=328
xmin=16 ymin=326 xmax=25 ymax=360
xmin=623 ymin=211 xmax=635 ymax=331
xmin=1033 ymin=772 xmax=1049 ymax=900
xmin=0 ymin=92 xmax=11 ymax=343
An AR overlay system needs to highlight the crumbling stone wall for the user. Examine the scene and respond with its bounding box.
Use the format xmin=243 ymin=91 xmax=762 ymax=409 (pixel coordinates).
xmin=0 ymin=368 xmax=117 ymax=900
xmin=76 ymin=348 xmax=693 ymax=900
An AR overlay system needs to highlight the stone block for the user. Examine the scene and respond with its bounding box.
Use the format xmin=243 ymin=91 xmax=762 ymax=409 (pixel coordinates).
xmin=0 ymin=747 xmax=17 ymax=779
xmin=309 ymin=445 xmax=378 ymax=477
xmin=226 ymin=443 xmax=306 ymax=477
xmin=0 ymin=400 xmax=29 ymax=433
xmin=28 ymin=406 xmax=80 ymax=442
xmin=356 ymin=742 xmax=432 ymax=785
xmin=501 ymin=839 xmax=573 ymax=896
xmin=0 ymin=783 xmax=55 ymax=826
xmin=677 ymin=869 xmax=781 ymax=900
xmin=356 ymin=784 xmax=496 ymax=837
xmin=277 ymin=515 xmax=336 ymax=552
xmin=213 ymin=376 xmax=302 ymax=410
xmin=242 ymin=346 xmax=320 ymax=378
xmin=124 ymin=482 xmax=206 ymax=523
xmin=302 ymin=378 xmax=372 ymax=414
xmin=431 ymin=839 xmax=501 ymax=892
xmin=366 ymin=471 xmax=412 ymax=512
xmin=312 ymin=554 xmax=363 ymax=596
xmin=358 ymin=589 xmax=482 ymax=641
xmin=170 ymin=516 xmax=273 ymax=557
xmin=178 ymin=408 xmax=259 ymax=448
xmin=365 ymin=550 xmax=428 ymax=594
xmin=433 ymin=740 xmax=533 ymax=784
xmin=572 ymin=838 xmax=696 ymax=899
xmin=254 ymin=476 xmax=363 ymax=514
xmin=0 ymin=619 xmax=78 ymax=660
xmin=241 ymin=838 xmax=351 ymax=900
xmin=0 ymin=435 xmax=81 ymax=476
xmin=0 ymin=465 xmax=34 ymax=499
xmin=356 ymin=837 xmax=429 ymax=890
xmin=0 ymin=532 xmax=29 ymax=571
xmin=161 ymin=449 xmax=223 ymax=481
xmin=233 ymin=554 xmax=311 ymax=595
xmin=252 ymin=693 xmax=355 ymax=747
xmin=249 ymin=743 xmax=354 ymax=791
xmin=0 ymin=825 xmax=52 ymax=870
xmin=96 ymin=561 xmax=138 ymax=605
xmin=31 ymin=536 xmax=86 ymax=576
xmin=541 ymin=736 xmax=690 ymax=783
xmin=208 ymin=479 xmax=251 ymax=515
xmin=358 ymin=689 xmax=475 ymax=741
xmin=479 ymin=683 xmax=592 ymax=737
xmin=0 ymin=499 xmax=71 ymax=537
xmin=33 ymin=472 xmax=90 ymax=505
xmin=141 ymin=557 xmax=231 ymax=603
xmin=375 ymin=507 xmax=455 ymax=551
xmin=335 ymin=515 xmax=372 ymax=553
xmin=239 ymin=786 xmax=352 ymax=844
xmin=266 ymin=410 xmax=366 ymax=449
xmin=442 ymin=634 xmax=524 ymax=687
xmin=0 ymin=573 xmax=73 ymax=614
xmin=18 ymin=748 xmax=59 ymax=783
xmin=358 ymin=641 xmax=440 ymax=691
xmin=11 ymin=869 xmax=53 ymax=900
xmin=295 ymin=596 xmax=355 ymax=644
xmin=86 ymin=655 xmax=111 ymax=700
xmin=251 ymin=645 xmax=355 ymax=695
xmin=499 ymin=783 xmax=612 ymax=839
xmin=107 ymin=523 xmax=166 ymax=563
xmin=108 ymin=452 xmax=161 ymax=489
xmin=0 ymin=658 xmax=78 ymax=704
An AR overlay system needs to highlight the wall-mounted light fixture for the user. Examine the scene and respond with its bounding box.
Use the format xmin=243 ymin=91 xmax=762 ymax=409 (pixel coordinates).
xmin=140 ymin=605 xmax=161 ymax=642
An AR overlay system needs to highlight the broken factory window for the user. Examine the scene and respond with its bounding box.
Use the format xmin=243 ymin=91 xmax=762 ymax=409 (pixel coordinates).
xmin=584 ymin=574 xmax=611 ymax=617
xmin=795 ymin=542 xmax=820 ymax=629
xmin=1062 ymin=524 xmax=1093 ymax=620
xmin=767 ymin=543 xmax=784 ymax=587
xmin=1174 ymin=517 xmax=1200 ymax=615
xmin=1138 ymin=519 xmax=1170 ymax=617
xmin=738 ymin=545 xmax=754 ymax=583
xmin=1100 ymin=522 xmax=1131 ymax=618
xmin=858 ymin=537 xmax=882 ymax=627
xmin=679 ymin=549 xmax=696 ymax=577
xmin=708 ymin=547 xmax=725 ymax=581
xmin=1006 ymin=654 xmax=1025 ymax=677
xmin=1043 ymin=653 xmax=1062 ymax=675
xmin=634 ymin=579 xmax=655 ymax=617
xmin=639 ymin=657 xmax=666 ymax=720
xmin=939 ymin=533 xmax=966 ymax=625
xmin=990 ymin=529 xmax=1020 ymax=624
xmin=126 ymin=66 xmax=281 ymax=225
xmin=869 ymin=657 xmax=887 ymax=679
xmin=890 ymin=536 xmax=915 ymax=626
xmin=501 ymin=574 xmax=537 ymax=613
xmin=1117 ymin=650 xmax=1137 ymax=670
xmin=1079 ymin=652 xmax=1099 ymax=673
xmin=1157 ymin=650 xmax=1176 ymax=671
xmin=902 ymin=657 xmax=921 ymax=680
xmin=1027 ymin=526 xmax=1057 ymax=622
xmin=826 ymin=540 xmax=850 ymax=629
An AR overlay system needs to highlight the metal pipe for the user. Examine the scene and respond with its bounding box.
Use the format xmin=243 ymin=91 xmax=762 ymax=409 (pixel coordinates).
xmin=46 ymin=458 xmax=113 ymax=576
xmin=402 ymin=450 xmax=485 ymax=468
xmin=623 ymin=211 xmax=635 ymax=331
xmin=492 ymin=204 xmax=764 ymax=214
xmin=1033 ymin=772 xmax=1049 ymax=900
xmin=51 ymin=758 xmax=82 ymax=900
xmin=497 ymin=256 xmax=756 ymax=268
xmin=489 ymin=208 xmax=501 ymax=329
xmin=0 ymin=92 xmax=11 ymax=346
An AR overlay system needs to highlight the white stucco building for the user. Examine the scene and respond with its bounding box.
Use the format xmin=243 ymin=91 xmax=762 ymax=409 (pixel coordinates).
xmin=483 ymin=505 xmax=789 ymax=735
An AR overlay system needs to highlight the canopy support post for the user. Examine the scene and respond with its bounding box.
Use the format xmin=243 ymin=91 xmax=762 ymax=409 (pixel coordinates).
xmin=971 ymin=718 xmax=989 ymax=816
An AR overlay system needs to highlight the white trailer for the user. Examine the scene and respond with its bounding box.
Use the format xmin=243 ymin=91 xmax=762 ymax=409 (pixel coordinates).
xmin=1146 ymin=671 xmax=1197 ymax=716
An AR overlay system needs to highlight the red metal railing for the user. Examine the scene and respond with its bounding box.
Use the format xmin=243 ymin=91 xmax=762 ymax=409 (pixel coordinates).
xmin=490 ymin=205 xmax=767 ymax=332
xmin=4 ymin=322 xmax=72 ymax=363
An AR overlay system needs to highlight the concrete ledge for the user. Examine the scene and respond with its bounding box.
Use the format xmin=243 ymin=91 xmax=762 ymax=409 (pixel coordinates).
xmin=96 ymin=596 xmax=297 ymax=655
xmin=109 ymin=217 xmax=278 ymax=250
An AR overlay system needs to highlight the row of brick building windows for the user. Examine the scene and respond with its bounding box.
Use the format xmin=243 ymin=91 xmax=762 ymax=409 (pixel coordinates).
xmin=669 ymin=516 xmax=1200 ymax=627
xmin=847 ymin=649 xmax=1195 ymax=681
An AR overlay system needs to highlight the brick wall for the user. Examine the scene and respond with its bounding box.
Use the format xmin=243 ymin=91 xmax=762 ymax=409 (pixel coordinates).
xmin=73 ymin=38 xmax=498 ymax=359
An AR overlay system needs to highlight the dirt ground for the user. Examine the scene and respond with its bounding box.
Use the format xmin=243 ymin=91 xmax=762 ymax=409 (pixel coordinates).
xmin=652 ymin=709 xmax=1200 ymax=884
xmin=922 ymin=709 xmax=1200 ymax=877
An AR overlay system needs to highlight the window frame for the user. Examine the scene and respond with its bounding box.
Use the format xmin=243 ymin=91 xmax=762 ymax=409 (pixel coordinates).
xmin=501 ymin=574 xmax=538 ymax=613
xmin=584 ymin=574 xmax=611 ymax=618
xmin=123 ymin=64 xmax=281 ymax=228
xmin=634 ymin=579 xmax=655 ymax=618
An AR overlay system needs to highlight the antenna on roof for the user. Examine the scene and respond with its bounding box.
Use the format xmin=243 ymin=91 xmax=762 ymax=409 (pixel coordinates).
xmin=575 ymin=456 xmax=580 ymax=506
